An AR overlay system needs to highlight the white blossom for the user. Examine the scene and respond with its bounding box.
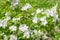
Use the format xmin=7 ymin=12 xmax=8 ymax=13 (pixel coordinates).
xmin=5 ymin=16 xmax=11 ymax=21
xmin=36 ymin=8 xmax=43 ymax=14
xmin=54 ymin=26 xmax=60 ymax=32
xmin=0 ymin=33 xmax=4 ymax=36
xmin=44 ymin=9 xmax=51 ymax=17
xmin=12 ymin=17 xmax=20 ymax=21
xmin=7 ymin=0 xmax=9 ymax=1
xmin=0 ymin=20 xmax=3 ymax=27
xmin=0 ymin=19 xmax=9 ymax=28
xmin=41 ymin=21 xmax=47 ymax=26
xmin=33 ymin=30 xmax=37 ymax=34
xmin=40 ymin=16 xmax=46 ymax=21
xmin=0 ymin=13 xmax=11 ymax=28
xmin=5 ymin=12 xmax=9 ymax=16
xmin=19 ymin=24 xmax=28 ymax=32
xmin=32 ymin=16 xmax=37 ymax=23
xmin=24 ymin=31 xmax=30 ymax=38
xmin=9 ymin=25 xmax=17 ymax=31
xmin=10 ymin=34 xmax=17 ymax=40
xmin=39 ymin=16 xmax=47 ymax=25
xmin=44 ymin=3 xmax=58 ymax=17
xmin=3 ymin=35 xmax=8 ymax=40
xmin=37 ymin=30 xmax=43 ymax=35
xmin=11 ymin=0 xmax=19 ymax=10
xmin=50 ymin=3 xmax=58 ymax=17
xmin=33 ymin=30 xmax=43 ymax=36
xmin=2 ymin=20 xmax=7 ymax=28
xmin=31 ymin=13 xmax=34 ymax=15
xmin=21 ymin=3 xmax=32 ymax=11
xmin=5 ymin=12 xmax=11 ymax=20
xmin=42 ymin=34 xmax=48 ymax=40
xmin=53 ymin=14 xmax=58 ymax=22
xmin=45 ymin=4 xmax=59 ymax=22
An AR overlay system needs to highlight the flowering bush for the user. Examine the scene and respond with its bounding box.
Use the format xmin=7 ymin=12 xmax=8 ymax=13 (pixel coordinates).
xmin=0 ymin=0 xmax=60 ymax=40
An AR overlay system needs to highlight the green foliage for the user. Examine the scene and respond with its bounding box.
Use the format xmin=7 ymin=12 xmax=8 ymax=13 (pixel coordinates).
xmin=0 ymin=0 xmax=60 ymax=40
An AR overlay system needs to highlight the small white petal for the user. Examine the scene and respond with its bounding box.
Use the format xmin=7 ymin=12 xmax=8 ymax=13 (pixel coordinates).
xmin=10 ymin=34 xmax=17 ymax=40
xmin=32 ymin=16 xmax=37 ymax=23
xmin=19 ymin=24 xmax=28 ymax=32
xmin=0 ymin=20 xmax=3 ymax=27
xmin=44 ymin=3 xmax=58 ymax=17
xmin=12 ymin=17 xmax=20 ymax=21
xmin=31 ymin=13 xmax=34 ymax=15
xmin=5 ymin=16 xmax=11 ymax=21
xmin=55 ymin=26 xmax=60 ymax=32
xmin=11 ymin=0 xmax=19 ymax=10
xmin=36 ymin=8 xmax=43 ymax=14
xmin=43 ymin=34 xmax=48 ymax=40
xmin=9 ymin=25 xmax=17 ymax=31
xmin=33 ymin=30 xmax=43 ymax=36
xmin=21 ymin=3 xmax=32 ymax=11
xmin=40 ymin=16 xmax=47 ymax=25
xmin=40 ymin=16 xmax=46 ymax=21
xmin=4 ymin=35 xmax=8 ymax=40
xmin=24 ymin=31 xmax=30 ymax=38
xmin=0 ymin=17 xmax=10 ymax=28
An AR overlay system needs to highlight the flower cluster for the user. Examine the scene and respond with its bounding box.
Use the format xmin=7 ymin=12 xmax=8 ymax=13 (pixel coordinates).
xmin=0 ymin=0 xmax=60 ymax=40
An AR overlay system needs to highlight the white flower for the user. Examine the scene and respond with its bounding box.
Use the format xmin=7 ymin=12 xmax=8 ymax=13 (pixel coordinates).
xmin=11 ymin=0 xmax=19 ymax=10
xmin=19 ymin=24 xmax=30 ymax=38
xmin=5 ymin=16 xmax=11 ymax=21
xmin=24 ymin=31 xmax=30 ymax=38
xmin=36 ymin=8 xmax=43 ymax=14
xmin=42 ymin=34 xmax=48 ymax=40
xmin=2 ymin=16 xmax=11 ymax=28
xmin=0 ymin=33 xmax=4 ymax=35
xmin=40 ymin=16 xmax=46 ymax=21
xmin=10 ymin=34 xmax=17 ymax=40
xmin=44 ymin=9 xmax=51 ymax=17
xmin=0 ymin=20 xmax=3 ymax=27
xmin=49 ymin=5 xmax=57 ymax=17
xmin=2 ymin=20 xmax=7 ymax=28
xmin=19 ymin=24 xmax=28 ymax=32
xmin=0 ymin=19 xmax=9 ymax=28
xmin=37 ymin=30 xmax=43 ymax=35
xmin=31 ymin=13 xmax=34 ymax=15
xmin=53 ymin=14 xmax=58 ymax=22
xmin=51 ymin=3 xmax=58 ymax=22
xmin=32 ymin=16 xmax=37 ymax=23
xmin=21 ymin=3 xmax=32 ymax=11
xmin=41 ymin=21 xmax=47 ymax=26
xmin=3 ymin=35 xmax=8 ymax=40
xmin=0 ymin=12 xmax=11 ymax=28
xmin=5 ymin=12 xmax=11 ymax=21
xmin=54 ymin=26 xmax=60 ymax=32
xmin=9 ymin=25 xmax=17 ymax=31
xmin=44 ymin=3 xmax=58 ymax=17
xmin=33 ymin=30 xmax=43 ymax=36
xmin=33 ymin=30 xmax=37 ymax=34
xmin=12 ymin=17 xmax=20 ymax=21
xmin=39 ymin=16 xmax=47 ymax=25
xmin=5 ymin=12 xmax=9 ymax=16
